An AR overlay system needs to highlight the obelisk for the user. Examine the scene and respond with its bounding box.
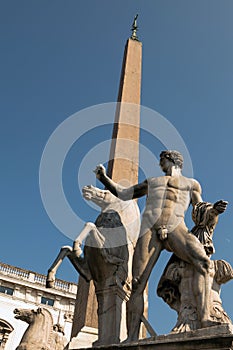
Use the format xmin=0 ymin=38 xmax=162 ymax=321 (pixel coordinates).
xmin=108 ymin=15 xmax=142 ymax=185
xmin=70 ymin=16 xmax=143 ymax=347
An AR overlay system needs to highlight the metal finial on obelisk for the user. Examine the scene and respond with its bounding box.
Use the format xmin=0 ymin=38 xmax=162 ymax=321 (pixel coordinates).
xmin=131 ymin=14 xmax=139 ymax=40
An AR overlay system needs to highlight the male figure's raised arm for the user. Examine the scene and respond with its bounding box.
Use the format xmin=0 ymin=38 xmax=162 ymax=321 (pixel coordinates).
xmin=94 ymin=164 xmax=148 ymax=200
xmin=190 ymin=179 xmax=228 ymax=213
xmin=191 ymin=179 xmax=203 ymax=206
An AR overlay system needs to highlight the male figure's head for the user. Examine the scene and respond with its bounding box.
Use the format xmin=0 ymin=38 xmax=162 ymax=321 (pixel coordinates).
xmin=160 ymin=150 xmax=183 ymax=174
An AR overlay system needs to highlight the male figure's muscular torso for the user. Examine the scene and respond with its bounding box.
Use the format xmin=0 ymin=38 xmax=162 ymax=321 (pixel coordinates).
xmin=141 ymin=176 xmax=200 ymax=233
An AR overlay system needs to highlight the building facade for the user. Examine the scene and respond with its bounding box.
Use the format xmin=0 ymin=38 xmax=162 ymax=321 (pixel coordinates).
xmin=0 ymin=261 xmax=77 ymax=349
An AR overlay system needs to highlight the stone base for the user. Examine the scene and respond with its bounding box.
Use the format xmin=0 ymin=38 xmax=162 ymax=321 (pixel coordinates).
xmin=68 ymin=326 xmax=98 ymax=349
xmin=75 ymin=324 xmax=233 ymax=350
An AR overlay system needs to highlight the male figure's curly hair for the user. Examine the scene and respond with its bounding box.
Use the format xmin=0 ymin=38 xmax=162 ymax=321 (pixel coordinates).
xmin=160 ymin=150 xmax=184 ymax=169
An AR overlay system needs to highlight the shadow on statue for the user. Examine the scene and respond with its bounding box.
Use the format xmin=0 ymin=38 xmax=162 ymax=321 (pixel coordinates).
xmin=157 ymin=201 xmax=233 ymax=332
xmin=46 ymin=185 xmax=140 ymax=346
xmin=45 ymin=150 xmax=233 ymax=347
xmin=95 ymin=150 xmax=232 ymax=342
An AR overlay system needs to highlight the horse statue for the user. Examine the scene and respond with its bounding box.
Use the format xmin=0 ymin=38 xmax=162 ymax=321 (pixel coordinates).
xmin=46 ymin=185 xmax=140 ymax=288
xmin=14 ymin=307 xmax=67 ymax=350
xmin=46 ymin=185 xmax=140 ymax=345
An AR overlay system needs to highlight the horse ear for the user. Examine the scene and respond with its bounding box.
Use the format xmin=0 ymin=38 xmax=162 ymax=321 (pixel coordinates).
xmin=37 ymin=307 xmax=42 ymax=314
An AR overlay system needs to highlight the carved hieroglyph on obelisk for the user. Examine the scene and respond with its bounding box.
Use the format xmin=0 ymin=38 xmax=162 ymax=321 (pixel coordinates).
xmin=70 ymin=17 xmax=143 ymax=346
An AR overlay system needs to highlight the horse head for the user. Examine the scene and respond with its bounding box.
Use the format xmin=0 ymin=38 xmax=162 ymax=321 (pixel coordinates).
xmin=82 ymin=185 xmax=116 ymax=210
xmin=14 ymin=308 xmax=41 ymax=324
xmin=15 ymin=307 xmax=54 ymax=350
xmin=83 ymin=184 xmax=140 ymax=244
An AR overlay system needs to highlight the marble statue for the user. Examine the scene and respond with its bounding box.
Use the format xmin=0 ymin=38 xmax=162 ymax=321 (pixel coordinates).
xmin=95 ymin=150 xmax=228 ymax=341
xmin=157 ymin=201 xmax=233 ymax=332
xmin=14 ymin=307 xmax=67 ymax=350
xmin=46 ymin=185 xmax=140 ymax=345
xmin=52 ymin=324 xmax=67 ymax=350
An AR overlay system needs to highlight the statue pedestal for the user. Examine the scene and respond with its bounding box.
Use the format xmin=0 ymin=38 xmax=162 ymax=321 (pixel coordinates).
xmin=94 ymin=284 xmax=129 ymax=346
xmin=69 ymin=326 xmax=98 ymax=349
xmin=72 ymin=324 xmax=233 ymax=350
xmin=68 ymin=282 xmax=129 ymax=348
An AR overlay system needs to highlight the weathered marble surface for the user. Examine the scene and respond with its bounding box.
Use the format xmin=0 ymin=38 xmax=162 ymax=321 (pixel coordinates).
xmin=75 ymin=325 xmax=233 ymax=350
xmin=46 ymin=185 xmax=140 ymax=346
xmin=95 ymin=150 xmax=229 ymax=341
xmin=14 ymin=307 xmax=67 ymax=350
xmin=157 ymin=201 xmax=233 ymax=333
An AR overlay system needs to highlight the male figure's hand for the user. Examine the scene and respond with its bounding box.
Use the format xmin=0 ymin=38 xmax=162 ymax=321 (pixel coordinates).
xmin=94 ymin=164 xmax=106 ymax=179
xmin=82 ymin=185 xmax=94 ymax=200
xmin=213 ymin=200 xmax=228 ymax=214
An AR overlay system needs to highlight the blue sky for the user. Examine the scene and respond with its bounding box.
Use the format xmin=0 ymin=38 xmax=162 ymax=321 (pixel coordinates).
xmin=1 ymin=0 xmax=233 ymax=335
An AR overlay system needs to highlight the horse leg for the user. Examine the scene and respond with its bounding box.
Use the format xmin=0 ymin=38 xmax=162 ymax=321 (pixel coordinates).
xmin=66 ymin=253 xmax=92 ymax=282
xmin=68 ymin=222 xmax=101 ymax=282
xmin=73 ymin=222 xmax=99 ymax=255
xmin=46 ymin=223 xmax=98 ymax=286
xmin=46 ymin=246 xmax=72 ymax=288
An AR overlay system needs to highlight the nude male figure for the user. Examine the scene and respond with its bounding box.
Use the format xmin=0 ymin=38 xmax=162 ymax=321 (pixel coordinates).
xmin=95 ymin=150 xmax=227 ymax=341
xmin=157 ymin=201 xmax=230 ymax=333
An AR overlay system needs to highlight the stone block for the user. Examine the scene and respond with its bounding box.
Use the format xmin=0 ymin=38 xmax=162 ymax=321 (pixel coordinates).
xmin=73 ymin=324 xmax=233 ymax=350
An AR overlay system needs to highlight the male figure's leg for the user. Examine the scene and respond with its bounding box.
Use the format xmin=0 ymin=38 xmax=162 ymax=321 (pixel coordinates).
xmin=126 ymin=229 xmax=162 ymax=342
xmin=192 ymin=262 xmax=216 ymax=327
xmin=165 ymin=225 xmax=214 ymax=327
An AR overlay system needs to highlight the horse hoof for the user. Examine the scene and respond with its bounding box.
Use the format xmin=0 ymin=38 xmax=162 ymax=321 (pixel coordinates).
xmin=46 ymin=272 xmax=55 ymax=288
xmin=46 ymin=279 xmax=55 ymax=288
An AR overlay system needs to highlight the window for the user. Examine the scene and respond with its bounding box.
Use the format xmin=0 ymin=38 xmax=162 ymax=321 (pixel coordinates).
xmin=41 ymin=296 xmax=54 ymax=306
xmin=0 ymin=286 xmax=14 ymax=296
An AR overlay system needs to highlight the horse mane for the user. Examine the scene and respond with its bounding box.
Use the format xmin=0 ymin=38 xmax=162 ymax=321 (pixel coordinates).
xmin=40 ymin=308 xmax=54 ymax=347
